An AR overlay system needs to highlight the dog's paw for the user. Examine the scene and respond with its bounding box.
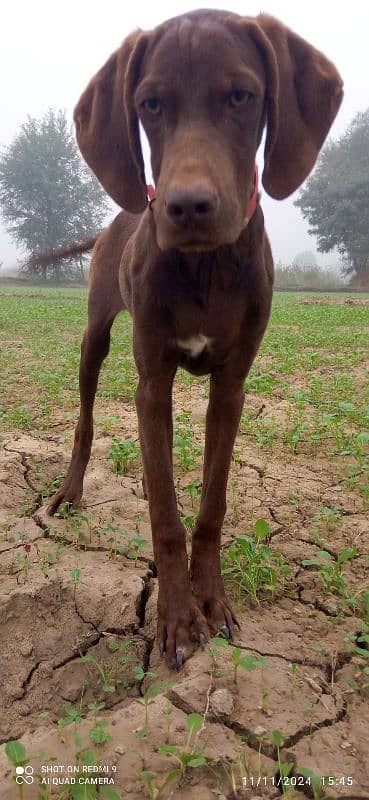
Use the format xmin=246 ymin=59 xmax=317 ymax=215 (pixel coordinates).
xmin=191 ymin=580 xmax=240 ymax=641
xmin=204 ymin=596 xmax=240 ymax=641
xmin=157 ymin=596 xmax=209 ymax=668
xmin=47 ymin=480 xmax=83 ymax=515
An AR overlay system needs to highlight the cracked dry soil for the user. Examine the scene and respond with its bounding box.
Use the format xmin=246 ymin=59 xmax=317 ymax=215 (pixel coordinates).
xmin=0 ymin=396 xmax=369 ymax=799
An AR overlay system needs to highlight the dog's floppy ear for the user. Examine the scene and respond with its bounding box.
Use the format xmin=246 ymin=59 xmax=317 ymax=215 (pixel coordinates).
xmin=250 ymin=15 xmax=343 ymax=199
xmin=74 ymin=32 xmax=148 ymax=213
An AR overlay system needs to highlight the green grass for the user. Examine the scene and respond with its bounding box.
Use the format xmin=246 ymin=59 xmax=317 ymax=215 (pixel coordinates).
xmin=1 ymin=287 xmax=368 ymax=502
xmin=241 ymin=293 xmax=369 ymax=496
xmin=221 ymin=519 xmax=291 ymax=604
xmin=0 ymin=286 xmax=134 ymax=430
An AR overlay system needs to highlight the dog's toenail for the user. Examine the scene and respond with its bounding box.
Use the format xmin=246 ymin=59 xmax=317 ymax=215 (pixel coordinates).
xmin=174 ymin=649 xmax=184 ymax=669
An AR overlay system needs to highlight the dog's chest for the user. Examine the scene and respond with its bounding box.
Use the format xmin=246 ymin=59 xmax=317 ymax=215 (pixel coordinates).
xmin=173 ymin=288 xmax=244 ymax=365
xmin=161 ymin=251 xmax=249 ymax=367
xmin=176 ymin=333 xmax=212 ymax=358
xmin=173 ymin=284 xmax=244 ymax=362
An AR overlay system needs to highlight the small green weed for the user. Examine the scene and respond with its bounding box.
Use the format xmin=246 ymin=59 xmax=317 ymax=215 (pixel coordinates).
xmin=240 ymin=412 xmax=279 ymax=451
xmin=135 ymin=671 xmax=172 ymax=735
xmin=102 ymin=523 xmax=148 ymax=564
xmin=302 ymin=547 xmax=357 ymax=600
xmin=101 ymin=523 xmax=127 ymax=557
xmin=77 ymin=653 xmax=116 ymax=694
xmin=5 ymin=740 xmax=32 ymax=800
xmin=180 ymin=512 xmax=196 ymax=534
xmin=15 ymin=544 xmax=33 ymax=581
xmin=39 ymin=547 xmax=62 ymax=576
xmin=42 ymin=472 xmax=66 ymax=500
xmin=266 ymin=730 xmax=293 ymax=795
xmin=173 ymin=410 xmax=200 ymax=471
xmin=159 ymin=711 xmax=209 ymax=770
xmin=186 ymin=478 xmax=202 ymax=507
xmin=246 ymin=372 xmax=281 ymax=396
xmin=231 ymin=647 xmax=267 ymax=684
xmin=89 ymin=719 xmax=112 ymax=746
xmin=208 ymin=636 xmax=269 ymax=707
xmin=108 ymin=436 xmax=140 ymax=474
xmin=312 ymin=505 xmax=342 ymax=532
xmin=7 ymin=406 xmax=33 ymax=430
xmin=141 ymin=712 xmax=210 ymax=798
xmin=109 ymin=637 xmax=141 ymax=688
xmin=298 ymin=767 xmax=329 ymax=800
xmin=221 ymin=519 xmax=290 ymax=604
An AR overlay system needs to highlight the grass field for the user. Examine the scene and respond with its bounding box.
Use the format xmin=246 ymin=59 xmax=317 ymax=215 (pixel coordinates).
xmin=0 ymin=285 xmax=369 ymax=799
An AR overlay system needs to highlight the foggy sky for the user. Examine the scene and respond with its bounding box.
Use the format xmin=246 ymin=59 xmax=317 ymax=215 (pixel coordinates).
xmin=1 ymin=0 xmax=368 ymax=270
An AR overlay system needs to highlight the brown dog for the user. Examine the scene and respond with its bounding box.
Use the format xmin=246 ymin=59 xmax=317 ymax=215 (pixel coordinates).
xmin=47 ymin=10 xmax=343 ymax=666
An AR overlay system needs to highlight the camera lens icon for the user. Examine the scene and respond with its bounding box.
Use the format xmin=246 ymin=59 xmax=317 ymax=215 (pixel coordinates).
xmin=15 ymin=765 xmax=34 ymax=785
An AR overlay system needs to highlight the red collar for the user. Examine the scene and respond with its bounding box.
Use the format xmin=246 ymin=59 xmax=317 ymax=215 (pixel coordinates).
xmin=147 ymin=184 xmax=156 ymax=202
xmin=146 ymin=165 xmax=259 ymax=225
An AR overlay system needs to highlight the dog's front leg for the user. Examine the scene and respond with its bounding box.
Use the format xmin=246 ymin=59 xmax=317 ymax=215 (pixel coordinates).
xmin=135 ymin=371 xmax=208 ymax=666
xmin=190 ymin=370 xmax=245 ymax=639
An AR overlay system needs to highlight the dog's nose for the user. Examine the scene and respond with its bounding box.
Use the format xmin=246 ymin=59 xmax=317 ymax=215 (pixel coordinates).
xmin=165 ymin=185 xmax=219 ymax=226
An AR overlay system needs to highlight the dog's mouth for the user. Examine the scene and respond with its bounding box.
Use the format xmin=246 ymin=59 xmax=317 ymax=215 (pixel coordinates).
xmin=157 ymin=226 xmax=240 ymax=253
xmin=153 ymin=203 xmax=245 ymax=253
xmin=178 ymin=240 xmax=219 ymax=253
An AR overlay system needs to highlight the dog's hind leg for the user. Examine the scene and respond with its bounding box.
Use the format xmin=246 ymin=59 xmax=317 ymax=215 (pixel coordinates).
xmin=47 ymin=229 xmax=125 ymax=514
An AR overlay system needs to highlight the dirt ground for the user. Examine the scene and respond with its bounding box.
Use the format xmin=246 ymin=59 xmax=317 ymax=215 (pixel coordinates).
xmin=0 ymin=378 xmax=369 ymax=799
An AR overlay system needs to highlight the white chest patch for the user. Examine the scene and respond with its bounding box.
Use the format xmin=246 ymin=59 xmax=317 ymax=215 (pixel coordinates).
xmin=176 ymin=334 xmax=212 ymax=358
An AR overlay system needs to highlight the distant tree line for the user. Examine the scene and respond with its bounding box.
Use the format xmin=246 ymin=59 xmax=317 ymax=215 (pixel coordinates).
xmin=0 ymin=109 xmax=108 ymax=282
xmin=275 ymin=256 xmax=344 ymax=291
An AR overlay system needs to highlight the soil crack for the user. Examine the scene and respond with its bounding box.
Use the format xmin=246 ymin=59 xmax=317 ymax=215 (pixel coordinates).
xmin=168 ymin=685 xmax=347 ymax=760
xmin=267 ymin=506 xmax=284 ymax=534
xmin=136 ymin=574 xmax=155 ymax=629
xmin=229 ymin=640 xmax=327 ymax=670
xmin=53 ymin=630 xmax=102 ymax=670
xmin=246 ymin=462 xmax=265 ymax=484
xmin=3 ymin=447 xmax=43 ymax=512
xmin=19 ymin=661 xmax=42 ymax=698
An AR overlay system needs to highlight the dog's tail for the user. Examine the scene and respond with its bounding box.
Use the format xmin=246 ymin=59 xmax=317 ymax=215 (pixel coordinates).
xmin=26 ymin=234 xmax=100 ymax=271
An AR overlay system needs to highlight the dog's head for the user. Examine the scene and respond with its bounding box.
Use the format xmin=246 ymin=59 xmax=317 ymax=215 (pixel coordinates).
xmin=74 ymin=10 xmax=343 ymax=251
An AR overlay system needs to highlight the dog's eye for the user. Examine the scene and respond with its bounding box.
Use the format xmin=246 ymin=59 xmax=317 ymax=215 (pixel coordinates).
xmin=229 ymin=89 xmax=250 ymax=107
xmin=142 ymin=97 xmax=161 ymax=115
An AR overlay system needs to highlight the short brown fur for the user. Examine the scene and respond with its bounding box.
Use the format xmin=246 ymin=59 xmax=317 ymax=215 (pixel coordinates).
xmin=47 ymin=9 xmax=343 ymax=665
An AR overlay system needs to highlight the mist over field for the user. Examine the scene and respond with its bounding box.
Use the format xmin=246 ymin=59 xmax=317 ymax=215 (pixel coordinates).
xmin=1 ymin=0 xmax=368 ymax=278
